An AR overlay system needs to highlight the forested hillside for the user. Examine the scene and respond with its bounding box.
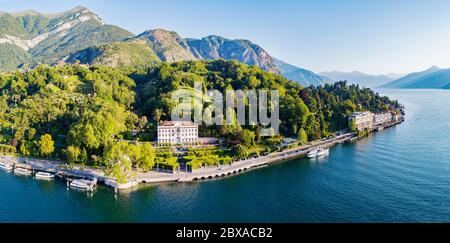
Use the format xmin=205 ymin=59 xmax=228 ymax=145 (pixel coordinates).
xmin=0 ymin=60 xmax=397 ymax=178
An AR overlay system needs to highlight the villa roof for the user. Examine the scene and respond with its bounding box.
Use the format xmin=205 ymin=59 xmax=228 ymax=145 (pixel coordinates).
xmin=159 ymin=121 xmax=198 ymax=127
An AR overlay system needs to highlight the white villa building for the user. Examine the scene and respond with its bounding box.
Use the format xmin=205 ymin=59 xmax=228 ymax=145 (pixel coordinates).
xmin=349 ymin=111 xmax=396 ymax=131
xmin=157 ymin=121 xmax=199 ymax=146
xmin=349 ymin=111 xmax=374 ymax=131
xmin=374 ymin=112 xmax=392 ymax=126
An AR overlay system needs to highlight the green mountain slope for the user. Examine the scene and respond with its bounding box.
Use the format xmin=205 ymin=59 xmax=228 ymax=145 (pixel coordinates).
xmin=273 ymin=58 xmax=329 ymax=86
xmin=135 ymin=29 xmax=197 ymax=62
xmin=0 ymin=43 xmax=32 ymax=71
xmin=68 ymin=28 xmax=327 ymax=86
xmin=66 ymin=40 xmax=161 ymax=68
xmin=30 ymin=21 xmax=133 ymax=65
xmin=0 ymin=6 xmax=133 ymax=71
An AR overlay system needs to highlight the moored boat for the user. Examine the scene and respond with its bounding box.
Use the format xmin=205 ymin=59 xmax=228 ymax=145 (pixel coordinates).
xmin=35 ymin=171 xmax=55 ymax=180
xmin=0 ymin=162 xmax=13 ymax=172
xmin=317 ymin=147 xmax=329 ymax=157
xmin=69 ymin=178 xmax=96 ymax=191
xmin=307 ymin=147 xmax=320 ymax=158
xmin=307 ymin=147 xmax=329 ymax=158
xmin=14 ymin=167 xmax=32 ymax=176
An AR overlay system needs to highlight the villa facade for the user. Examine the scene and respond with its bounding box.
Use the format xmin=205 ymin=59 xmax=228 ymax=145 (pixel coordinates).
xmin=349 ymin=111 xmax=375 ymax=131
xmin=374 ymin=112 xmax=392 ymax=126
xmin=157 ymin=121 xmax=199 ymax=146
xmin=349 ymin=111 xmax=397 ymax=131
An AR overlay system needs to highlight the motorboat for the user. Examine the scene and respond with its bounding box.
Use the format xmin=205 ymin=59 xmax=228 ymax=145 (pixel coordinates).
xmin=14 ymin=167 xmax=32 ymax=176
xmin=316 ymin=147 xmax=329 ymax=157
xmin=35 ymin=171 xmax=55 ymax=180
xmin=0 ymin=162 xmax=13 ymax=172
xmin=307 ymin=147 xmax=329 ymax=158
xmin=69 ymin=178 xmax=96 ymax=191
xmin=307 ymin=147 xmax=320 ymax=158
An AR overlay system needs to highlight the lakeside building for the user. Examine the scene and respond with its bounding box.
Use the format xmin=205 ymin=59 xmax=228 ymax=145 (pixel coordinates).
xmin=157 ymin=121 xmax=198 ymax=147
xmin=374 ymin=112 xmax=392 ymax=126
xmin=349 ymin=111 xmax=374 ymax=131
xmin=349 ymin=111 xmax=399 ymax=131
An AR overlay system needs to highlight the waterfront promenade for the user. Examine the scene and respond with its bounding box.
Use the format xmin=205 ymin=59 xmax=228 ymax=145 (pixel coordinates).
xmin=0 ymin=132 xmax=354 ymax=187
xmin=137 ymin=132 xmax=354 ymax=183
xmin=0 ymin=119 xmax=402 ymax=189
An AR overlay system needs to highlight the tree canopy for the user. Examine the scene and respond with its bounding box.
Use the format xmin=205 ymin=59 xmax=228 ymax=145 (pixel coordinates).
xmin=0 ymin=60 xmax=398 ymax=180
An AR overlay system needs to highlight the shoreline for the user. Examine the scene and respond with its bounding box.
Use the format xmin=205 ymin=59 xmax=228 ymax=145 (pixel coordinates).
xmin=0 ymin=119 xmax=404 ymax=191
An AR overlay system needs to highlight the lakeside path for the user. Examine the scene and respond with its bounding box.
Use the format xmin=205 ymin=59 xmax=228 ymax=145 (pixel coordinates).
xmin=0 ymin=132 xmax=355 ymax=187
xmin=137 ymin=132 xmax=355 ymax=183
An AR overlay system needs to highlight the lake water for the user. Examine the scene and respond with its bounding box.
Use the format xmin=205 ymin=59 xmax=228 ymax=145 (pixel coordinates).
xmin=1 ymin=89 xmax=450 ymax=222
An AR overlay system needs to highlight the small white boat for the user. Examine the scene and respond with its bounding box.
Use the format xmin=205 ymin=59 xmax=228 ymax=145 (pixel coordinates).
xmin=14 ymin=167 xmax=32 ymax=176
xmin=35 ymin=172 xmax=55 ymax=180
xmin=307 ymin=147 xmax=329 ymax=158
xmin=69 ymin=179 xmax=96 ymax=191
xmin=0 ymin=162 xmax=13 ymax=172
xmin=316 ymin=147 xmax=329 ymax=157
xmin=307 ymin=147 xmax=320 ymax=158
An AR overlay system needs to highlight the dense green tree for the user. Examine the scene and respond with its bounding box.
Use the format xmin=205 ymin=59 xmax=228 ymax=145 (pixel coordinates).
xmin=349 ymin=119 xmax=357 ymax=133
xmin=298 ymin=128 xmax=308 ymax=145
xmin=136 ymin=143 xmax=156 ymax=171
xmin=242 ymin=129 xmax=256 ymax=147
xmin=38 ymin=134 xmax=54 ymax=157
xmin=64 ymin=145 xmax=81 ymax=164
xmin=102 ymin=141 xmax=135 ymax=183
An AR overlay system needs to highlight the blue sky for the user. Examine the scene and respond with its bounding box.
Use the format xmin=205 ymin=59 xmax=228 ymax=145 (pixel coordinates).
xmin=2 ymin=0 xmax=450 ymax=74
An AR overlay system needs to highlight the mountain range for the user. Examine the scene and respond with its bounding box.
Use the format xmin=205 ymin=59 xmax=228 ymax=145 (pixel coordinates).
xmin=382 ymin=66 xmax=450 ymax=89
xmin=4 ymin=6 xmax=446 ymax=89
xmin=319 ymin=71 xmax=396 ymax=88
xmin=273 ymin=58 xmax=331 ymax=86
xmin=0 ymin=6 xmax=327 ymax=86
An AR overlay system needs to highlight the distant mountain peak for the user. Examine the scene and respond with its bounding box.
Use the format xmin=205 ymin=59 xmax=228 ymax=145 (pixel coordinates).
xmin=319 ymin=70 xmax=394 ymax=88
xmin=7 ymin=6 xmax=93 ymax=19
xmin=10 ymin=9 xmax=42 ymax=17
xmin=427 ymin=65 xmax=440 ymax=71
xmin=204 ymin=35 xmax=225 ymax=39
xmin=138 ymin=29 xmax=181 ymax=38
xmin=382 ymin=66 xmax=449 ymax=89
xmin=61 ymin=5 xmax=100 ymax=20
xmin=185 ymin=34 xmax=279 ymax=73
xmin=135 ymin=28 xmax=196 ymax=62
xmin=274 ymin=58 xmax=329 ymax=86
xmin=69 ymin=5 xmax=90 ymax=13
